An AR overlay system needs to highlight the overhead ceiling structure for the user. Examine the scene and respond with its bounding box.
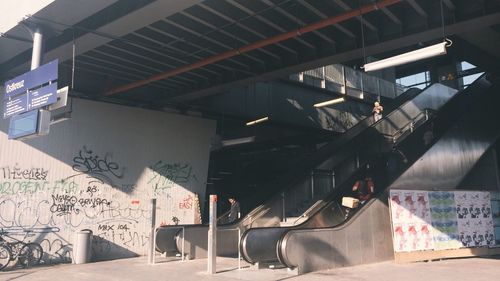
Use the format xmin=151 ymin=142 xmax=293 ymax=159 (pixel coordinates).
xmin=1 ymin=0 xmax=500 ymax=113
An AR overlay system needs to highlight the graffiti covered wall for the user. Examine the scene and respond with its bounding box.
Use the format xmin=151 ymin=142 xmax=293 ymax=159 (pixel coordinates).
xmin=0 ymin=98 xmax=215 ymax=263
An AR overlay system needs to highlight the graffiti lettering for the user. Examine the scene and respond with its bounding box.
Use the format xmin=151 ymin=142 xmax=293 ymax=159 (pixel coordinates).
xmin=50 ymin=194 xmax=111 ymax=216
xmin=72 ymin=146 xmax=123 ymax=179
xmin=0 ymin=181 xmax=50 ymax=195
xmin=50 ymin=194 xmax=79 ymax=216
xmin=148 ymin=161 xmax=197 ymax=194
xmin=1 ymin=165 xmax=49 ymax=181
xmin=98 ymin=224 xmax=114 ymax=231
xmin=178 ymin=195 xmax=193 ymax=210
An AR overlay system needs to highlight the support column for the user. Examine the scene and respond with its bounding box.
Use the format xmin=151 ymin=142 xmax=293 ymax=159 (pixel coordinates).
xmin=31 ymin=26 xmax=44 ymax=70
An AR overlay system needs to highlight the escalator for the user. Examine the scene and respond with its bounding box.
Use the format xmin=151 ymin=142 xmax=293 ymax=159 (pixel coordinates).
xmin=243 ymin=74 xmax=499 ymax=274
xmin=155 ymin=87 xmax=422 ymax=259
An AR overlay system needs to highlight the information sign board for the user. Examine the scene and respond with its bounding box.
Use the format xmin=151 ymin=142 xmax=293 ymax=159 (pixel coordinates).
xmin=3 ymin=94 xmax=28 ymax=118
xmin=3 ymin=83 xmax=58 ymax=119
xmin=27 ymin=83 xmax=58 ymax=111
xmin=3 ymin=59 xmax=58 ymax=99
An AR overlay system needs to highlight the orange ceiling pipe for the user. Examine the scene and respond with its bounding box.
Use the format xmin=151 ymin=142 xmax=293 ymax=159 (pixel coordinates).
xmin=105 ymin=0 xmax=401 ymax=96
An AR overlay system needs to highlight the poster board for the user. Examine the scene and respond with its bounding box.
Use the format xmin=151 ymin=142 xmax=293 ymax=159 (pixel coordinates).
xmin=389 ymin=190 xmax=495 ymax=253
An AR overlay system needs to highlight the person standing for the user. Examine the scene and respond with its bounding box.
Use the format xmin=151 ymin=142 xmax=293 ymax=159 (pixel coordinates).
xmin=372 ymin=101 xmax=384 ymax=122
xmin=228 ymin=197 xmax=240 ymax=223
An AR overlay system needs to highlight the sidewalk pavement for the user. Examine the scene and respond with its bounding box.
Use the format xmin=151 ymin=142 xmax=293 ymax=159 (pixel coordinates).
xmin=0 ymin=255 xmax=499 ymax=281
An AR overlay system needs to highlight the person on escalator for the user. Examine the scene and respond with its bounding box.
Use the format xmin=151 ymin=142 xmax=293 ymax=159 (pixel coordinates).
xmin=372 ymin=101 xmax=384 ymax=122
xmin=344 ymin=175 xmax=375 ymax=219
xmin=352 ymin=176 xmax=375 ymax=204
xmin=228 ymin=197 xmax=240 ymax=223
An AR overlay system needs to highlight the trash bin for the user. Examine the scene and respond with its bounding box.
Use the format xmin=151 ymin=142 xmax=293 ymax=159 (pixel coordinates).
xmin=74 ymin=229 xmax=93 ymax=264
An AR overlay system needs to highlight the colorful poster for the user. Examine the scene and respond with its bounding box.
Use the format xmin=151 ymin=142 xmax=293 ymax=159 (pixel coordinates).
xmin=455 ymin=191 xmax=495 ymax=247
xmin=390 ymin=190 xmax=434 ymax=252
xmin=428 ymin=191 xmax=462 ymax=250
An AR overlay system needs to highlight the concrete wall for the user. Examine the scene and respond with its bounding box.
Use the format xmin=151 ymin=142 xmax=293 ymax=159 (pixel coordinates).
xmin=0 ymin=98 xmax=215 ymax=263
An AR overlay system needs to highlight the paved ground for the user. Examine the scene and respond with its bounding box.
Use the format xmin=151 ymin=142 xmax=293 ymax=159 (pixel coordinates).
xmin=0 ymin=255 xmax=499 ymax=281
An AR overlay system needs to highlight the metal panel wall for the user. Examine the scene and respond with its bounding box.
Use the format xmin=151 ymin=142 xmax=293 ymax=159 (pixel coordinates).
xmin=0 ymin=98 xmax=215 ymax=263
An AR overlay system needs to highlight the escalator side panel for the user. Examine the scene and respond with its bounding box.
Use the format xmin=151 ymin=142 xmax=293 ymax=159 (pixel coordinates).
xmin=278 ymin=197 xmax=392 ymax=274
xmin=390 ymin=117 xmax=500 ymax=190
xmin=171 ymin=225 xmax=240 ymax=259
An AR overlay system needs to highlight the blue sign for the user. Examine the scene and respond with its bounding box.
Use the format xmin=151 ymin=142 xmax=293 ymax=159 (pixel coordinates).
xmin=8 ymin=110 xmax=39 ymax=139
xmin=27 ymin=83 xmax=58 ymax=111
xmin=3 ymin=83 xmax=58 ymax=119
xmin=3 ymin=59 xmax=58 ymax=99
xmin=3 ymin=94 xmax=28 ymax=118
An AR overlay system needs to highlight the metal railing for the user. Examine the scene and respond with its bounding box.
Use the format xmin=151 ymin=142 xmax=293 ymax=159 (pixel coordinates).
xmin=291 ymin=64 xmax=407 ymax=100
xmin=382 ymin=109 xmax=434 ymax=144
xmin=218 ymin=228 xmax=242 ymax=270
xmin=171 ymin=226 xmax=186 ymax=262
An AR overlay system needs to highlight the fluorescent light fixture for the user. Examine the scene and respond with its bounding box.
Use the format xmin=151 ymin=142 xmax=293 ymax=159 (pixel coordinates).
xmin=221 ymin=136 xmax=256 ymax=147
xmin=313 ymin=97 xmax=345 ymax=108
xmin=364 ymin=42 xmax=448 ymax=72
xmin=246 ymin=116 xmax=269 ymax=126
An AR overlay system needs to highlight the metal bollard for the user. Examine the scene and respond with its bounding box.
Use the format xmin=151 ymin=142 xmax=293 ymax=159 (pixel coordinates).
xmin=208 ymin=195 xmax=217 ymax=274
xmin=148 ymin=198 xmax=157 ymax=264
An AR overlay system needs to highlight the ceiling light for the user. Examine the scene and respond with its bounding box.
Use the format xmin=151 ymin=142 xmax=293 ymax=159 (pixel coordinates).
xmin=221 ymin=136 xmax=256 ymax=147
xmin=313 ymin=97 xmax=345 ymax=108
xmin=363 ymin=42 xmax=448 ymax=72
xmin=246 ymin=117 xmax=268 ymax=126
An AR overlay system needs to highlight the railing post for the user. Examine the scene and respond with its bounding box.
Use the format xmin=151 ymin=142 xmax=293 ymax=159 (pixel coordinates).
xmin=238 ymin=228 xmax=241 ymax=270
xmin=331 ymin=170 xmax=336 ymax=191
xmin=181 ymin=227 xmax=185 ymax=261
xmin=360 ymin=72 xmax=365 ymax=99
xmin=310 ymin=170 xmax=315 ymax=200
xmin=342 ymin=66 xmax=347 ymax=94
xmin=282 ymin=192 xmax=286 ymax=222
xmin=321 ymin=66 xmax=326 ymax=89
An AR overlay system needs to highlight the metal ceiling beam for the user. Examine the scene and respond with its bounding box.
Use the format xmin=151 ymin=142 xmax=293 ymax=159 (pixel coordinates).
xmin=82 ymin=50 xmax=201 ymax=87
xmin=100 ymin=44 xmax=198 ymax=83
xmin=2 ymin=0 xmax=205 ymax=79
xmin=332 ymin=0 xmax=378 ymax=31
xmin=225 ymin=0 xmax=316 ymax=50
xmin=296 ymin=0 xmax=356 ymax=38
xmin=168 ymin=11 xmax=500 ymax=103
xmin=380 ymin=7 xmax=402 ymax=24
xmin=406 ymin=0 xmax=428 ymax=17
xmin=113 ymin=31 xmax=222 ymax=77
xmin=261 ymin=0 xmax=335 ymax=44
xmin=179 ymin=11 xmax=281 ymax=60
xmin=197 ymin=2 xmax=298 ymax=55
xmin=163 ymin=18 xmax=266 ymax=66
xmin=103 ymin=43 xmax=210 ymax=81
xmin=146 ymin=26 xmax=251 ymax=70
xmin=132 ymin=32 xmax=234 ymax=78
xmin=105 ymin=0 xmax=402 ymax=96
xmin=74 ymin=59 xmax=184 ymax=90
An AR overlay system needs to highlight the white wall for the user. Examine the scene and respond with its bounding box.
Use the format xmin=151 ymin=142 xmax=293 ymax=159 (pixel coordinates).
xmin=0 ymin=98 xmax=215 ymax=262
